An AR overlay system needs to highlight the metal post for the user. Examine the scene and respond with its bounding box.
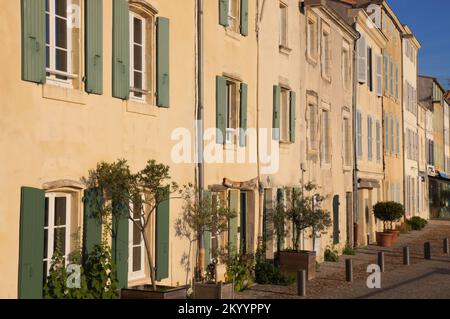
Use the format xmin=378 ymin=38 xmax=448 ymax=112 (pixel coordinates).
xmin=444 ymin=238 xmax=449 ymax=254
xmin=345 ymin=259 xmax=353 ymax=282
xmin=424 ymin=242 xmax=431 ymax=260
xmin=378 ymin=251 xmax=385 ymax=272
xmin=297 ymin=270 xmax=306 ymax=297
xmin=367 ymin=234 xmax=370 ymax=246
xmin=403 ymin=246 xmax=410 ymax=266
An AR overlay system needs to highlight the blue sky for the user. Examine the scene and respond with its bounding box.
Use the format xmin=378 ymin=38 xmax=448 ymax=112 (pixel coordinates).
xmin=388 ymin=0 xmax=450 ymax=90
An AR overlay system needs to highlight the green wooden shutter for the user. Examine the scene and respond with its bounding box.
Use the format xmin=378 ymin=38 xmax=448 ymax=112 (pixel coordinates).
xmin=276 ymin=188 xmax=285 ymax=251
xmin=290 ymin=91 xmax=296 ymax=143
xmin=157 ymin=17 xmax=170 ymax=107
xmin=203 ymin=191 xmax=212 ymax=268
xmin=112 ymin=200 xmax=129 ymax=289
xmin=85 ymin=0 xmax=103 ymax=94
xmin=156 ymin=188 xmax=170 ymax=281
xmin=216 ymin=76 xmax=227 ymax=144
xmin=21 ymin=0 xmax=46 ymax=84
xmin=240 ymin=0 xmax=249 ymax=36
xmin=239 ymin=83 xmax=248 ymax=147
xmin=18 ymin=187 xmax=45 ymax=299
xmin=82 ymin=188 xmax=103 ymax=262
xmin=228 ymin=190 xmax=239 ymax=256
xmin=219 ymin=0 xmax=229 ymax=27
xmin=112 ymin=0 xmax=129 ymax=100
xmin=273 ymin=85 xmax=281 ymax=140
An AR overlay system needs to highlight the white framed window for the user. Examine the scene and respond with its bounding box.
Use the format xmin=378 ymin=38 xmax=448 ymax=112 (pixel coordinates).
xmin=356 ymin=111 xmax=362 ymax=160
xmin=45 ymin=0 xmax=75 ymax=86
xmin=130 ymin=12 xmax=147 ymax=101
xmin=308 ymin=98 xmax=318 ymax=151
xmin=225 ymin=79 xmax=240 ymax=144
xmin=307 ymin=13 xmax=318 ymax=62
xmin=128 ymin=198 xmax=146 ymax=280
xmin=376 ymin=120 xmax=381 ymax=162
xmin=280 ymin=88 xmax=290 ymax=143
xmin=343 ymin=115 xmax=351 ymax=167
xmin=368 ymin=116 xmax=373 ymax=161
xmin=342 ymin=41 xmax=351 ymax=90
xmin=321 ymin=22 xmax=331 ymax=79
xmin=43 ymin=193 xmax=72 ymax=280
xmin=321 ymin=107 xmax=330 ymax=164
xmin=279 ymin=2 xmax=288 ymax=47
xmin=228 ymin=0 xmax=240 ymax=33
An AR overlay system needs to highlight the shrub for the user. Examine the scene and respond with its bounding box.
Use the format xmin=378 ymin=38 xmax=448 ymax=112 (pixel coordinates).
xmin=225 ymin=253 xmax=254 ymax=292
xmin=407 ymin=216 xmax=428 ymax=231
xmin=254 ymin=250 xmax=295 ymax=286
xmin=373 ymin=201 xmax=405 ymax=231
xmin=324 ymin=247 xmax=339 ymax=262
xmin=342 ymin=244 xmax=356 ymax=256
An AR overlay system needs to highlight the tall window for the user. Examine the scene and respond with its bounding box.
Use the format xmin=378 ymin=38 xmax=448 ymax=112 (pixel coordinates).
xmin=376 ymin=120 xmax=381 ymax=162
xmin=228 ymin=0 xmax=240 ymax=33
xmin=390 ymin=115 xmax=394 ymax=154
xmin=45 ymin=0 xmax=72 ymax=84
xmin=279 ymin=2 xmax=288 ymax=47
xmin=368 ymin=116 xmax=373 ymax=161
xmin=43 ymin=193 xmax=71 ymax=281
xmin=356 ymin=111 xmax=362 ymax=160
xmin=396 ymin=119 xmax=400 ymax=155
xmin=384 ymin=54 xmax=388 ymax=95
xmin=385 ymin=113 xmax=389 ymax=153
xmin=309 ymin=101 xmax=318 ymax=150
xmin=342 ymin=42 xmax=351 ymax=89
xmin=129 ymin=199 xmax=145 ymax=279
xmin=280 ymin=88 xmax=290 ymax=143
xmin=130 ymin=12 xmax=147 ymax=100
xmin=395 ymin=63 xmax=399 ymax=99
xmin=307 ymin=13 xmax=318 ymax=61
xmin=343 ymin=116 xmax=351 ymax=166
xmin=321 ymin=23 xmax=331 ymax=79
xmin=226 ymin=80 xmax=240 ymax=144
xmin=367 ymin=47 xmax=373 ymax=92
xmin=321 ymin=109 xmax=330 ymax=164
xmin=390 ymin=58 xmax=394 ymax=96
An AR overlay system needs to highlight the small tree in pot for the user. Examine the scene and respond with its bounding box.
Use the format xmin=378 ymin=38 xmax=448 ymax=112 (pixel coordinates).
xmin=373 ymin=201 xmax=405 ymax=247
xmin=174 ymin=185 xmax=237 ymax=299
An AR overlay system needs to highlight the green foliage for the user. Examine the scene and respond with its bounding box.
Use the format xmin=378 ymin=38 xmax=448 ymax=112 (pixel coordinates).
xmin=324 ymin=247 xmax=339 ymax=262
xmin=254 ymin=249 xmax=295 ymax=286
xmin=406 ymin=216 xmax=428 ymax=231
xmin=373 ymin=201 xmax=405 ymax=231
xmin=342 ymin=244 xmax=356 ymax=256
xmin=43 ymin=243 xmax=118 ymax=299
xmin=225 ymin=253 xmax=254 ymax=292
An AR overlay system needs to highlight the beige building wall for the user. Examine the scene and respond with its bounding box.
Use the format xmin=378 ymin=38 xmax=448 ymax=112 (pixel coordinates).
xmin=0 ymin=0 xmax=197 ymax=298
xmin=417 ymin=103 xmax=429 ymax=219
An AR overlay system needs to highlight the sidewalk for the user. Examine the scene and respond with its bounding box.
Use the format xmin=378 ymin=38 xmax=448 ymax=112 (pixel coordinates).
xmin=236 ymin=220 xmax=450 ymax=299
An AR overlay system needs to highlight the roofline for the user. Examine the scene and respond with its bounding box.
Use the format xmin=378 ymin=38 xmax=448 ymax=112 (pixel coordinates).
xmin=402 ymin=24 xmax=421 ymax=49
xmin=419 ymin=75 xmax=447 ymax=94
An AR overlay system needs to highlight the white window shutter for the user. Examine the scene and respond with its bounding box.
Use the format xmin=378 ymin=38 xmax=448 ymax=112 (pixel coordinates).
xmin=357 ymin=36 xmax=366 ymax=83
xmin=376 ymin=54 xmax=382 ymax=96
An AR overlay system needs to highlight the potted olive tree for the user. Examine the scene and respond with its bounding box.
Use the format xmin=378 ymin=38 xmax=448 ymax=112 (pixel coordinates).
xmin=174 ymin=185 xmax=237 ymax=299
xmin=374 ymin=202 xmax=405 ymax=247
xmin=275 ymin=183 xmax=331 ymax=280
xmin=85 ymin=159 xmax=187 ymax=299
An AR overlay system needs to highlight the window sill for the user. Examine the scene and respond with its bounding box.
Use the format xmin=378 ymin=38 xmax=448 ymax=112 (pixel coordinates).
xmin=225 ymin=28 xmax=242 ymax=41
xmin=126 ymin=100 xmax=157 ymax=117
xmin=343 ymin=165 xmax=352 ymax=172
xmin=279 ymin=45 xmax=292 ymax=55
xmin=321 ymin=162 xmax=331 ymax=170
xmin=42 ymin=84 xmax=86 ymax=105
xmin=321 ymin=73 xmax=332 ymax=83
xmin=306 ymin=55 xmax=318 ymax=66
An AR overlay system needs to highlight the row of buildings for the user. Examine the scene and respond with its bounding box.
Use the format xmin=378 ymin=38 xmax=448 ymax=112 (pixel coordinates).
xmin=1 ymin=0 xmax=449 ymax=298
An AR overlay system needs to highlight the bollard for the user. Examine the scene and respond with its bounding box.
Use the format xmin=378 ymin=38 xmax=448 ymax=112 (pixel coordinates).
xmin=367 ymin=234 xmax=370 ymax=246
xmin=345 ymin=259 xmax=353 ymax=282
xmin=444 ymin=238 xmax=449 ymax=255
xmin=378 ymin=251 xmax=385 ymax=272
xmin=297 ymin=270 xmax=306 ymax=297
xmin=424 ymin=242 xmax=431 ymax=260
xmin=403 ymin=246 xmax=410 ymax=266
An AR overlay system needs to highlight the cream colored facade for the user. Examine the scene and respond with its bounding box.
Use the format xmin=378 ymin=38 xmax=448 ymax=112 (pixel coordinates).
xmin=402 ymin=25 xmax=421 ymax=218
xmin=417 ymin=102 xmax=429 ymax=219
xmin=353 ymin=10 xmax=386 ymax=245
xmin=0 ymin=0 xmax=197 ymax=298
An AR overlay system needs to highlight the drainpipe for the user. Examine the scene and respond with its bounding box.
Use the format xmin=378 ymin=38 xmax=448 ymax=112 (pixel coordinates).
xmin=352 ymin=25 xmax=361 ymax=248
xmin=196 ymin=0 xmax=205 ymax=280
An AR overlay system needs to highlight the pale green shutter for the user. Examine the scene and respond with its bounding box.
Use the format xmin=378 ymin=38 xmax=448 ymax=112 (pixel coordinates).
xmin=240 ymin=0 xmax=249 ymax=36
xmin=239 ymin=83 xmax=248 ymax=147
xmin=216 ymin=76 xmax=227 ymax=144
xmin=112 ymin=0 xmax=129 ymax=100
xmin=203 ymin=191 xmax=212 ymax=268
xmin=273 ymin=85 xmax=281 ymax=140
xmin=156 ymin=187 xmax=170 ymax=281
xmin=219 ymin=0 xmax=229 ymax=27
xmin=85 ymin=0 xmax=103 ymax=94
xmin=18 ymin=187 xmax=45 ymax=299
xmin=157 ymin=17 xmax=170 ymax=107
xmin=290 ymin=91 xmax=296 ymax=143
xmin=21 ymin=0 xmax=46 ymax=84
xmin=112 ymin=200 xmax=129 ymax=289
xmin=228 ymin=190 xmax=239 ymax=256
xmin=82 ymin=188 xmax=103 ymax=261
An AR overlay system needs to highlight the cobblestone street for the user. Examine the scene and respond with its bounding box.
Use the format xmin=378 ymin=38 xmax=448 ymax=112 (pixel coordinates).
xmin=236 ymin=220 xmax=450 ymax=299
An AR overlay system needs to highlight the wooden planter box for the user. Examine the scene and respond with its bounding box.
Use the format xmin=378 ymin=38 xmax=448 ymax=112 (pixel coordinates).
xmin=194 ymin=282 xmax=234 ymax=299
xmin=120 ymin=285 xmax=187 ymax=299
xmin=278 ymin=250 xmax=316 ymax=280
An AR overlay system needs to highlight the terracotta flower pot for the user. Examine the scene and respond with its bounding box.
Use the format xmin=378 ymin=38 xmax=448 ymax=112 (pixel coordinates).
xmin=388 ymin=230 xmax=400 ymax=243
xmin=376 ymin=232 xmax=393 ymax=247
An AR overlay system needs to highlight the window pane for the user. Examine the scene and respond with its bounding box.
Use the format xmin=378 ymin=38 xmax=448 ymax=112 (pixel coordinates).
xmin=134 ymin=45 xmax=143 ymax=71
xmin=44 ymin=229 xmax=48 ymax=259
xmin=55 ymin=17 xmax=67 ymax=49
xmin=133 ymin=224 xmax=141 ymax=246
xmin=54 ymin=197 xmax=67 ymax=226
xmin=133 ymin=18 xmax=143 ymax=45
xmin=55 ymin=49 xmax=68 ymax=76
xmin=55 ymin=0 xmax=67 ymax=17
xmin=134 ymin=72 xmax=143 ymax=94
xmin=133 ymin=247 xmax=141 ymax=272
xmin=45 ymin=198 xmax=49 ymax=227
xmin=53 ymin=227 xmax=66 ymax=253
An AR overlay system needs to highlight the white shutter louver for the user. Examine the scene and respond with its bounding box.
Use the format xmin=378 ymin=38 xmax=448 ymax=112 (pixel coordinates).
xmin=376 ymin=54 xmax=382 ymax=97
xmin=357 ymin=36 xmax=366 ymax=83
